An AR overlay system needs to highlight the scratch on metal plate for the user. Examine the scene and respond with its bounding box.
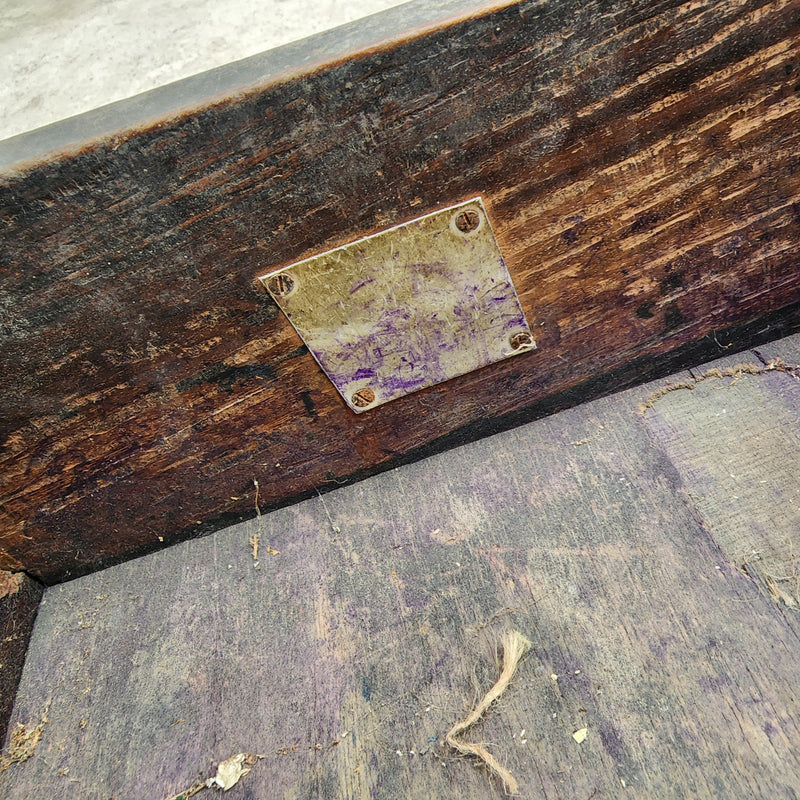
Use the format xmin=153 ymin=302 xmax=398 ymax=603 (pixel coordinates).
xmin=259 ymin=198 xmax=534 ymax=413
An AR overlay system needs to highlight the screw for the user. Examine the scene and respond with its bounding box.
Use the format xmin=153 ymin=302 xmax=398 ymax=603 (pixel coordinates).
xmin=509 ymin=332 xmax=533 ymax=350
xmin=351 ymin=388 xmax=376 ymax=408
xmin=266 ymin=273 xmax=295 ymax=297
xmin=454 ymin=209 xmax=481 ymax=233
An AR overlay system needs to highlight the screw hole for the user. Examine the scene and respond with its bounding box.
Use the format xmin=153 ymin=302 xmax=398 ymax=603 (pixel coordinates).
xmin=509 ymin=332 xmax=533 ymax=350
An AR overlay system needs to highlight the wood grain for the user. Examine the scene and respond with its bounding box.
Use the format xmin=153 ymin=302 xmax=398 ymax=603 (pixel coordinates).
xmin=642 ymin=334 xmax=800 ymax=607
xmin=2 ymin=0 xmax=800 ymax=581
xmin=5 ymin=360 xmax=800 ymax=798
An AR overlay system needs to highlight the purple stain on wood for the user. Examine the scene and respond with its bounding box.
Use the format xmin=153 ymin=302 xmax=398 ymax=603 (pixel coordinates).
xmin=699 ymin=674 xmax=733 ymax=693
xmin=647 ymin=635 xmax=676 ymax=664
xmin=361 ymin=675 xmax=372 ymax=701
xmin=598 ymin=724 xmax=628 ymax=765
xmin=401 ymin=584 xmax=430 ymax=611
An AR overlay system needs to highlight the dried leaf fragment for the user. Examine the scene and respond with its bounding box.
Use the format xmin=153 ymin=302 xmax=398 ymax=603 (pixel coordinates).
xmin=164 ymin=752 xmax=263 ymax=800
xmin=207 ymin=753 xmax=250 ymax=790
xmin=206 ymin=753 xmax=262 ymax=791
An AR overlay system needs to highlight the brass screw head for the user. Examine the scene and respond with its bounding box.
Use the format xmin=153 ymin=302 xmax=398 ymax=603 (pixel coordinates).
xmin=454 ymin=209 xmax=481 ymax=233
xmin=351 ymin=388 xmax=376 ymax=408
xmin=266 ymin=273 xmax=296 ymax=297
xmin=509 ymin=331 xmax=533 ymax=350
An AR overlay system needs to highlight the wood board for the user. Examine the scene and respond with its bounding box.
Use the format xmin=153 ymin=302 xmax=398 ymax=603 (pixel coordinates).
xmin=3 ymin=332 xmax=800 ymax=798
xmin=640 ymin=344 xmax=800 ymax=610
xmin=2 ymin=0 xmax=800 ymax=582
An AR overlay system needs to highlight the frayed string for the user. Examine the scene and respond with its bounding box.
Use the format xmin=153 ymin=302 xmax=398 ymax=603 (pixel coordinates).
xmin=446 ymin=630 xmax=531 ymax=795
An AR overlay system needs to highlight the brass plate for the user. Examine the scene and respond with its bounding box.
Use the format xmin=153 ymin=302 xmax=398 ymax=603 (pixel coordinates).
xmin=259 ymin=198 xmax=534 ymax=413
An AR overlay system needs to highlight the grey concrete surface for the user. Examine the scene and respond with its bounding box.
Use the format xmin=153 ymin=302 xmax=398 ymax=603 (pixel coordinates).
xmin=0 ymin=0 xmax=406 ymax=141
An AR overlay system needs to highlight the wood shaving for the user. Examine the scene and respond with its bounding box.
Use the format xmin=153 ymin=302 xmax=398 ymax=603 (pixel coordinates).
xmin=0 ymin=702 xmax=51 ymax=773
xmin=164 ymin=778 xmax=207 ymax=800
xmin=251 ymin=480 xmax=278 ymax=558
xmin=0 ymin=571 xmax=23 ymax=599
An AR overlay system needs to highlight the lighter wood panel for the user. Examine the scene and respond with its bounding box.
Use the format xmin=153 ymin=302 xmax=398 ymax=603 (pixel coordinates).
xmin=4 ymin=360 xmax=800 ymax=798
xmin=642 ymin=333 xmax=800 ymax=608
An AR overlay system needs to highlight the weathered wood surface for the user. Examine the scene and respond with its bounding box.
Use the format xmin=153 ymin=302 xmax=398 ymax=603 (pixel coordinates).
xmin=2 ymin=0 xmax=800 ymax=582
xmin=5 ymin=337 xmax=800 ymax=799
xmin=641 ymin=340 xmax=800 ymax=610
xmin=0 ymin=573 xmax=42 ymax=747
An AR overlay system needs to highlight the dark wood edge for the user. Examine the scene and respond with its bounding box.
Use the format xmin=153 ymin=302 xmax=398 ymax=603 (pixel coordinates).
xmin=0 ymin=573 xmax=44 ymax=745
xmin=66 ymin=299 xmax=800 ymax=584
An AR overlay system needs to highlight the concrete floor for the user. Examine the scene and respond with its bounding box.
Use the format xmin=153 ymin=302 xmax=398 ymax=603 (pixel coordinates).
xmin=0 ymin=0 xmax=406 ymax=141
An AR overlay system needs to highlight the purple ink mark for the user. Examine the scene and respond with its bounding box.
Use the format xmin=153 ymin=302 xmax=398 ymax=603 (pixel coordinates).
xmin=698 ymin=674 xmax=733 ymax=693
xmin=380 ymin=374 xmax=427 ymax=392
xmin=350 ymin=278 xmax=376 ymax=294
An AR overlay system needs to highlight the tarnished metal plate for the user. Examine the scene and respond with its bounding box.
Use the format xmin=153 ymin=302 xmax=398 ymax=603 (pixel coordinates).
xmin=259 ymin=198 xmax=534 ymax=413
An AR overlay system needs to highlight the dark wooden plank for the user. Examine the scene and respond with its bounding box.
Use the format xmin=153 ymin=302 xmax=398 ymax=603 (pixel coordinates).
xmin=0 ymin=573 xmax=43 ymax=747
xmin=5 ymin=362 xmax=800 ymax=798
xmin=2 ymin=0 xmax=800 ymax=582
